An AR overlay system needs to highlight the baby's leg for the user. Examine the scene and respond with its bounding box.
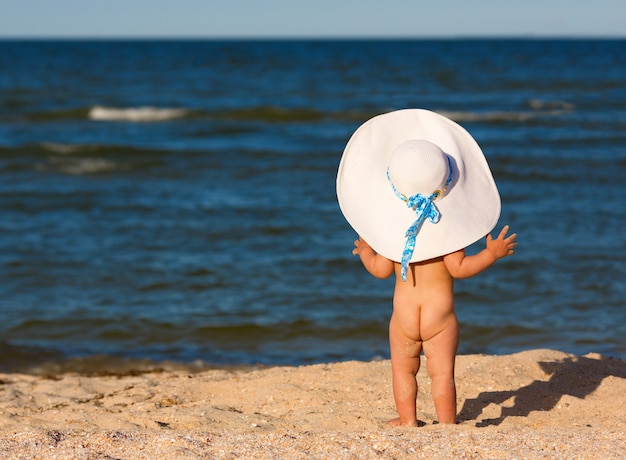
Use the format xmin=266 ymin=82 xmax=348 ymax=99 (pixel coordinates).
xmin=422 ymin=314 xmax=459 ymax=424
xmin=388 ymin=313 xmax=422 ymax=426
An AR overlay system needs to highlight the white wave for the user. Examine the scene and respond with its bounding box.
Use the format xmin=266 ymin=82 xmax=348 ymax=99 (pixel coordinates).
xmin=40 ymin=142 xmax=85 ymax=155
xmin=439 ymin=107 xmax=573 ymax=123
xmin=528 ymin=99 xmax=575 ymax=111
xmin=438 ymin=110 xmax=534 ymax=123
xmin=37 ymin=157 xmax=122 ymax=175
xmin=89 ymin=106 xmax=187 ymax=122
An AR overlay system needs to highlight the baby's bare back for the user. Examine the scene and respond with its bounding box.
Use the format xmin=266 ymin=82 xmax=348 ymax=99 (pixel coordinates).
xmin=392 ymin=257 xmax=456 ymax=343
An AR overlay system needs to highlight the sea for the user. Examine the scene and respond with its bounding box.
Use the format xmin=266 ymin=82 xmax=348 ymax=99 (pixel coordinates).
xmin=1 ymin=39 xmax=625 ymax=374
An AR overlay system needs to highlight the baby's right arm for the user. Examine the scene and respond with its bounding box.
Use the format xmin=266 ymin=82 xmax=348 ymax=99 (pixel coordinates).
xmin=443 ymin=225 xmax=517 ymax=279
xmin=353 ymin=237 xmax=395 ymax=279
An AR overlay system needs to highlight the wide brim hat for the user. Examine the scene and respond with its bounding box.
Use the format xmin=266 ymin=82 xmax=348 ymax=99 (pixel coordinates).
xmin=336 ymin=108 xmax=501 ymax=263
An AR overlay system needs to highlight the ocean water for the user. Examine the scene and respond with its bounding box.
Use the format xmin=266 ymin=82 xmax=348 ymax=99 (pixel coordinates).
xmin=1 ymin=39 xmax=625 ymax=373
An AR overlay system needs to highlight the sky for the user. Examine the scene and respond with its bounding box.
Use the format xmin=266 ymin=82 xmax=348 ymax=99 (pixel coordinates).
xmin=1 ymin=0 xmax=625 ymax=39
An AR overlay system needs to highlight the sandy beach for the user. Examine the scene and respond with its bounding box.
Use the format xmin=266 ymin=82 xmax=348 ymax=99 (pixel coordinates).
xmin=1 ymin=349 xmax=624 ymax=459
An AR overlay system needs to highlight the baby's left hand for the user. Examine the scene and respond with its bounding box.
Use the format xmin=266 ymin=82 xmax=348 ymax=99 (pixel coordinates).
xmin=486 ymin=225 xmax=517 ymax=260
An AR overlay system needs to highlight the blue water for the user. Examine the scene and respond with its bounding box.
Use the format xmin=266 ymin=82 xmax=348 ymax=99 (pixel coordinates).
xmin=1 ymin=39 xmax=625 ymax=373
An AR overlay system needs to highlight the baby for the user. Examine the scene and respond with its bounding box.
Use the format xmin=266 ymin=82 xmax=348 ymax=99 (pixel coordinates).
xmin=336 ymin=108 xmax=516 ymax=425
xmin=353 ymin=226 xmax=516 ymax=425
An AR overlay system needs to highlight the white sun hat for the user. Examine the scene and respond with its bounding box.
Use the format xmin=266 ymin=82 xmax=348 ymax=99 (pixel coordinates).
xmin=336 ymin=109 xmax=501 ymax=280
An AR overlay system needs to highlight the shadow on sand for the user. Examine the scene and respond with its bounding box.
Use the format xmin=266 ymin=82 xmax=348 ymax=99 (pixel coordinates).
xmin=458 ymin=354 xmax=626 ymax=427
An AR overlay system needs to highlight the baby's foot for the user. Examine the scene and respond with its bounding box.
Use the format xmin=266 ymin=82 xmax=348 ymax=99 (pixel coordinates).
xmin=388 ymin=417 xmax=417 ymax=427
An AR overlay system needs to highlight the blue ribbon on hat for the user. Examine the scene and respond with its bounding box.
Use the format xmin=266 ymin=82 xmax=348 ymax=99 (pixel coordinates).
xmin=387 ymin=156 xmax=453 ymax=281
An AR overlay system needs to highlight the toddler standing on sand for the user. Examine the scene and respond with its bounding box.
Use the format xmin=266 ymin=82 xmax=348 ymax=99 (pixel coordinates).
xmin=336 ymin=109 xmax=517 ymax=425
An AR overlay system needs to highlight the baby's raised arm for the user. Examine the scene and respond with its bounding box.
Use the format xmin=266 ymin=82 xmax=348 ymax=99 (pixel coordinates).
xmin=443 ymin=225 xmax=517 ymax=279
xmin=353 ymin=237 xmax=395 ymax=279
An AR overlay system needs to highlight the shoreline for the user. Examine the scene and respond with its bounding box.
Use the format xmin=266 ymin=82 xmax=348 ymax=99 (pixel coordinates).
xmin=1 ymin=349 xmax=624 ymax=458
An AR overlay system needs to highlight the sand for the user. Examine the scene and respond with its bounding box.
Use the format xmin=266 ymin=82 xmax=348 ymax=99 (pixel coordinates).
xmin=1 ymin=349 xmax=624 ymax=459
